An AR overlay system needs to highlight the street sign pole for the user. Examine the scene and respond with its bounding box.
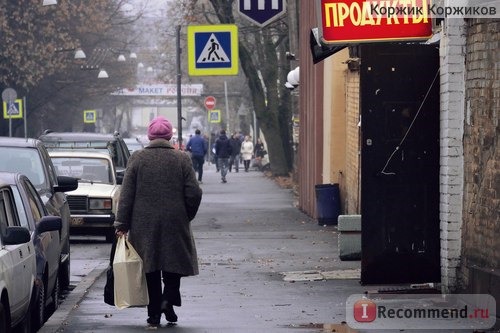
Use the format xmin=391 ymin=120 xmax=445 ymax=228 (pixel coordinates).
xmin=2 ymin=88 xmax=17 ymax=138
xmin=9 ymin=111 xmax=11 ymax=138
xmin=23 ymin=96 xmax=27 ymax=138
xmin=224 ymin=81 xmax=230 ymax=131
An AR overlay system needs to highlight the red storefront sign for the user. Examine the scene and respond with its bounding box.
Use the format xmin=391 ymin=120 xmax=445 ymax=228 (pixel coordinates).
xmin=318 ymin=0 xmax=433 ymax=44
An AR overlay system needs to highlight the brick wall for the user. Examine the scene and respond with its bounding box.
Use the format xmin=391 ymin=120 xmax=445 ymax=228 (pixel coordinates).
xmin=344 ymin=70 xmax=361 ymax=214
xmin=439 ymin=19 xmax=466 ymax=292
xmin=460 ymin=18 xmax=500 ymax=290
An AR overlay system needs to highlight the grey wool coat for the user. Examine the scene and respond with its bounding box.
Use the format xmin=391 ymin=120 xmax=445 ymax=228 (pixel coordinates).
xmin=114 ymin=139 xmax=202 ymax=276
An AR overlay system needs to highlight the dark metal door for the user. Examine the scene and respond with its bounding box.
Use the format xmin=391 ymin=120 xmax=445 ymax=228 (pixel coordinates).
xmin=360 ymin=43 xmax=440 ymax=284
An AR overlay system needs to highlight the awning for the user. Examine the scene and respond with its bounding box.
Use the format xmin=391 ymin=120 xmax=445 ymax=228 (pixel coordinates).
xmin=310 ymin=28 xmax=347 ymax=64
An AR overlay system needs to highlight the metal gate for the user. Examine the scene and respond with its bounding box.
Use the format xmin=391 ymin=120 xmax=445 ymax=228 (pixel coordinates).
xmin=360 ymin=43 xmax=440 ymax=284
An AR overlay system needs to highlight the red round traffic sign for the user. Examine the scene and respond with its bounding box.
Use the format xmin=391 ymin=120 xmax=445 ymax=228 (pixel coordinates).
xmin=204 ymin=96 xmax=216 ymax=110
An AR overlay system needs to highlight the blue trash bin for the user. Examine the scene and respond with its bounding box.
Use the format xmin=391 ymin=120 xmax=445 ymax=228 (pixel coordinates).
xmin=315 ymin=183 xmax=340 ymax=225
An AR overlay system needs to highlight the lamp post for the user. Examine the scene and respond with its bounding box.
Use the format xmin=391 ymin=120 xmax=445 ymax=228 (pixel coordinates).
xmin=176 ymin=25 xmax=182 ymax=148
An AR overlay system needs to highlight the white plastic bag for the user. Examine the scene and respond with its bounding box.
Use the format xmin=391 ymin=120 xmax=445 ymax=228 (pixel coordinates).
xmin=113 ymin=236 xmax=149 ymax=309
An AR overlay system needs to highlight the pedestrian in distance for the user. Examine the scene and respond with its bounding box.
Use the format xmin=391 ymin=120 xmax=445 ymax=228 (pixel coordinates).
xmin=215 ymin=129 xmax=232 ymax=183
xmin=228 ymin=132 xmax=242 ymax=172
xmin=254 ymin=138 xmax=267 ymax=171
xmin=186 ymin=129 xmax=208 ymax=184
xmin=240 ymin=135 xmax=254 ymax=172
xmin=114 ymin=116 xmax=202 ymax=328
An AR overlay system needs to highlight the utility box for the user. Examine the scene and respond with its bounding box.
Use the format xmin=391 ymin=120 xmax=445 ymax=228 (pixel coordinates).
xmin=338 ymin=215 xmax=361 ymax=260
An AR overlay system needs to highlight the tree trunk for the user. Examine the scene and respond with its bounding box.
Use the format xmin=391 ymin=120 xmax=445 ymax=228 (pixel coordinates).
xmin=208 ymin=0 xmax=291 ymax=176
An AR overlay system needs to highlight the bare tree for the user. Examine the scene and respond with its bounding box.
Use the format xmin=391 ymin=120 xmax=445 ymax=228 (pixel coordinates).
xmin=164 ymin=0 xmax=293 ymax=176
xmin=0 ymin=0 xmax=140 ymax=136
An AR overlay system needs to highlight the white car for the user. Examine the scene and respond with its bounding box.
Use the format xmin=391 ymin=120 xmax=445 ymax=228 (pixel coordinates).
xmin=0 ymin=173 xmax=63 ymax=332
xmin=49 ymin=151 xmax=122 ymax=242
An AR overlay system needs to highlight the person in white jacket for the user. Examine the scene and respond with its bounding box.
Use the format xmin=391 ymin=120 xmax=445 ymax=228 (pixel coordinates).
xmin=240 ymin=135 xmax=254 ymax=172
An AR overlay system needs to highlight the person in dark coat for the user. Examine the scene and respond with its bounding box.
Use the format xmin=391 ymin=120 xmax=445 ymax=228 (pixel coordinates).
xmin=214 ymin=129 xmax=232 ymax=183
xmin=228 ymin=132 xmax=242 ymax=172
xmin=114 ymin=116 xmax=202 ymax=328
xmin=186 ymin=129 xmax=208 ymax=183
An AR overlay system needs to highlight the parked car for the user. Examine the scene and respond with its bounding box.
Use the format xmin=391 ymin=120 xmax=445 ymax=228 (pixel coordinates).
xmin=39 ymin=131 xmax=130 ymax=175
xmin=0 ymin=137 xmax=78 ymax=292
xmin=49 ymin=151 xmax=122 ymax=243
xmin=0 ymin=172 xmax=62 ymax=333
xmin=123 ymin=137 xmax=145 ymax=153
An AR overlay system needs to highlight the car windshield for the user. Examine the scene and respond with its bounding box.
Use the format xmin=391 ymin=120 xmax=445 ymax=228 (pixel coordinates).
xmin=51 ymin=157 xmax=113 ymax=184
xmin=0 ymin=147 xmax=47 ymax=189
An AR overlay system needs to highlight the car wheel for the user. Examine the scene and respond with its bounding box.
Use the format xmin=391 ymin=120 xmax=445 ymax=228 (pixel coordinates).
xmin=0 ymin=302 xmax=10 ymax=333
xmin=31 ymin=281 xmax=45 ymax=331
xmin=59 ymin=252 xmax=71 ymax=291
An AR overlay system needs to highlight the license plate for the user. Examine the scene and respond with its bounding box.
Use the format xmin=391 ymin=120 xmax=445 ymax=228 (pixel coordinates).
xmin=70 ymin=217 xmax=84 ymax=226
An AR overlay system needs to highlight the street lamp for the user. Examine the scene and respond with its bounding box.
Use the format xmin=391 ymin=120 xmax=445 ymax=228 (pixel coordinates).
xmin=42 ymin=0 xmax=57 ymax=5
xmin=97 ymin=69 xmax=109 ymax=79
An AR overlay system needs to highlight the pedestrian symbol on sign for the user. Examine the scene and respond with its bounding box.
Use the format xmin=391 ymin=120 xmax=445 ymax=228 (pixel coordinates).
xmin=197 ymin=34 xmax=230 ymax=63
xmin=7 ymin=102 xmax=18 ymax=115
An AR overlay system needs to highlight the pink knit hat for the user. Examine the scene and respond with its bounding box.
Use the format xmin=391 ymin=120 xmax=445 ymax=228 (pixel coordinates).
xmin=148 ymin=116 xmax=173 ymax=140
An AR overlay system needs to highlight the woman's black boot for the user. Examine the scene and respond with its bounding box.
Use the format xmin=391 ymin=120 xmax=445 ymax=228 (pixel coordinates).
xmin=161 ymin=301 xmax=178 ymax=323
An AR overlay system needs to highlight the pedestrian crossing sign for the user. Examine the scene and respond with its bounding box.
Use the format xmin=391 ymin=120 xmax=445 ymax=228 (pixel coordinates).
xmin=2 ymin=99 xmax=23 ymax=119
xmin=209 ymin=109 xmax=221 ymax=123
xmin=83 ymin=110 xmax=97 ymax=123
xmin=188 ymin=25 xmax=238 ymax=76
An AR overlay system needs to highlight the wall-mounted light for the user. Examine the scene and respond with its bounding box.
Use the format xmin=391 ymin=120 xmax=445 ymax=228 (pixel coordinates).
xmin=285 ymin=66 xmax=300 ymax=90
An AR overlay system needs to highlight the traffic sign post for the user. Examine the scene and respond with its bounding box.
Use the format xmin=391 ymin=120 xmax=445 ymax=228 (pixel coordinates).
xmin=2 ymin=88 xmax=17 ymax=137
xmin=204 ymin=96 xmax=216 ymax=110
xmin=238 ymin=0 xmax=286 ymax=27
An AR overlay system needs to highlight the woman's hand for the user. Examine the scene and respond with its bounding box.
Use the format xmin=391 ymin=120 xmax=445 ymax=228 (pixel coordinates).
xmin=115 ymin=229 xmax=128 ymax=237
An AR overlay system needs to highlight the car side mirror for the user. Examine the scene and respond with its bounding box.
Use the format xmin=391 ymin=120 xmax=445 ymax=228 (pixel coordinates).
xmin=2 ymin=226 xmax=31 ymax=245
xmin=116 ymin=168 xmax=125 ymax=185
xmin=55 ymin=176 xmax=78 ymax=193
xmin=36 ymin=216 xmax=62 ymax=234
xmin=116 ymin=174 xmax=124 ymax=185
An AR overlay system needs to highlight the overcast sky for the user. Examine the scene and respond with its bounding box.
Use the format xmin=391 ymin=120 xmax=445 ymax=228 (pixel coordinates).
xmin=125 ymin=0 xmax=171 ymax=17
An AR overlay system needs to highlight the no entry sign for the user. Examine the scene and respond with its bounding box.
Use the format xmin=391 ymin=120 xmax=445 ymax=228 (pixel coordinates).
xmin=204 ymin=96 xmax=216 ymax=110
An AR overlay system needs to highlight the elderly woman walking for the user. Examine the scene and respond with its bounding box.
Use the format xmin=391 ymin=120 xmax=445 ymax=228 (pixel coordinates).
xmin=114 ymin=116 xmax=202 ymax=328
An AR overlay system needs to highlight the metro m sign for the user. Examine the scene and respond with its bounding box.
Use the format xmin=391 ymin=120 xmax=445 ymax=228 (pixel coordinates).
xmin=318 ymin=0 xmax=433 ymax=44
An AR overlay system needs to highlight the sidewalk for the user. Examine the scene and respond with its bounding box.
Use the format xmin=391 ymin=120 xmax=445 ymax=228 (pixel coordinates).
xmin=39 ymin=164 xmax=366 ymax=332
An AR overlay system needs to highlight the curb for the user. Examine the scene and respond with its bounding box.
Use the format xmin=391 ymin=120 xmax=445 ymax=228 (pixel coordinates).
xmin=38 ymin=261 xmax=109 ymax=333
